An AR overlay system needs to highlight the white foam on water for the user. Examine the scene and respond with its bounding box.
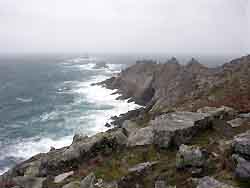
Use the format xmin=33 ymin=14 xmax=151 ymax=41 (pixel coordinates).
xmin=72 ymin=68 xmax=141 ymax=134
xmin=16 ymin=97 xmax=33 ymax=103
xmin=0 ymin=57 xmax=139 ymax=175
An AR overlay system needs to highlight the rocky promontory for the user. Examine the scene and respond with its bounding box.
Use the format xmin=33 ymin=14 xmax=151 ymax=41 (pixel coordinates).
xmin=1 ymin=55 xmax=250 ymax=188
xmin=99 ymin=55 xmax=250 ymax=112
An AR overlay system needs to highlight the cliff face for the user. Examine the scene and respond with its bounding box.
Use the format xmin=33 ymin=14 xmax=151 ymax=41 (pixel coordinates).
xmin=101 ymin=55 xmax=250 ymax=112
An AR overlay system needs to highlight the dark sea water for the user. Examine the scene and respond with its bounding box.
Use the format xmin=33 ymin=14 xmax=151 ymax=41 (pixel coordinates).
xmin=0 ymin=55 xmax=140 ymax=174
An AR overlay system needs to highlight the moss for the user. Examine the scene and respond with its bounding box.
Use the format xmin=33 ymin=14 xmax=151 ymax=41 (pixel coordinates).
xmin=93 ymin=146 xmax=162 ymax=181
xmin=94 ymin=158 xmax=128 ymax=181
xmin=208 ymin=86 xmax=225 ymax=100
xmin=189 ymin=128 xmax=215 ymax=147
xmin=236 ymin=180 xmax=250 ymax=188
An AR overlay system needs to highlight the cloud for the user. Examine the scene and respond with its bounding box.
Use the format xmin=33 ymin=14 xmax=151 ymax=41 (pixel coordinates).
xmin=0 ymin=0 xmax=248 ymax=54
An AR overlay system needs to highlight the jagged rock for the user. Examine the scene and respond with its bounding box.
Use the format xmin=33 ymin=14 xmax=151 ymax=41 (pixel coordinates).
xmin=127 ymin=126 xmax=154 ymax=146
xmin=151 ymin=112 xmax=212 ymax=148
xmin=23 ymin=161 xmax=41 ymax=177
xmin=12 ymin=176 xmax=46 ymax=188
xmin=108 ymin=128 xmax=128 ymax=146
xmin=73 ymin=134 xmax=89 ymax=143
xmin=62 ymin=181 xmax=81 ymax=188
xmin=239 ymin=113 xmax=250 ymax=119
xmin=232 ymin=154 xmax=250 ymax=180
xmin=50 ymin=147 xmax=56 ymax=151
xmin=1 ymin=129 xmax=128 ymax=179
xmin=176 ymin=145 xmax=206 ymax=169
xmin=54 ymin=171 xmax=74 ymax=183
xmin=127 ymin=111 xmax=213 ymax=148
xmin=99 ymin=55 xmax=250 ymax=112
xmin=195 ymin=176 xmax=235 ymax=188
xmin=227 ymin=118 xmax=245 ymax=128
xmin=232 ymin=154 xmax=246 ymax=164
xmin=122 ymin=120 xmax=139 ymax=135
xmin=232 ymin=130 xmax=250 ymax=157
xmin=80 ymin=172 xmax=96 ymax=188
xmin=235 ymin=160 xmax=250 ymax=180
xmin=197 ymin=106 xmax=236 ymax=120
xmin=128 ymin=161 xmax=158 ymax=173
xmin=105 ymin=123 xmax=112 ymax=128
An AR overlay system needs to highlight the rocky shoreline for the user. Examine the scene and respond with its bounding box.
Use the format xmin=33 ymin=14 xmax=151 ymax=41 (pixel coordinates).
xmin=1 ymin=55 xmax=250 ymax=188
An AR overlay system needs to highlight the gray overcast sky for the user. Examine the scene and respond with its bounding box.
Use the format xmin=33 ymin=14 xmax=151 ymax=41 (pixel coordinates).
xmin=0 ymin=0 xmax=249 ymax=54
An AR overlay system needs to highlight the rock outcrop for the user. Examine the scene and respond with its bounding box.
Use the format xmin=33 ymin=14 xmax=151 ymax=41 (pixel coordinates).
xmin=194 ymin=176 xmax=236 ymax=188
xmin=176 ymin=145 xmax=206 ymax=169
xmin=99 ymin=55 xmax=250 ymax=112
xmin=232 ymin=130 xmax=250 ymax=180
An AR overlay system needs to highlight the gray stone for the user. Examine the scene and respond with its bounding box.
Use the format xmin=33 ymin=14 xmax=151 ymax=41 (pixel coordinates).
xmin=232 ymin=154 xmax=250 ymax=180
xmin=196 ymin=176 xmax=235 ymax=188
xmin=176 ymin=144 xmax=206 ymax=169
xmin=227 ymin=118 xmax=245 ymax=128
xmin=80 ymin=172 xmax=96 ymax=188
xmin=235 ymin=160 xmax=250 ymax=180
xmin=108 ymin=128 xmax=128 ymax=146
xmin=54 ymin=171 xmax=74 ymax=183
xmin=239 ymin=113 xmax=250 ymax=119
xmin=151 ymin=112 xmax=211 ymax=148
xmin=197 ymin=106 xmax=236 ymax=120
xmin=232 ymin=130 xmax=250 ymax=157
xmin=23 ymin=161 xmax=41 ymax=177
xmin=128 ymin=161 xmax=158 ymax=173
xmin=127 ymin=111 xmax=213 ymax=148
xmin=12 ymin=176 xmax=46 ymax=188
xmin=127 ymin=126 xmax=154 ymax=146
xmin=122 ymin=120 xmax=139 ymax=135
xmin=232 ymin=154 xmax=247 ymax=164
xmin=62 ymin=181 xmax=81 ymax=188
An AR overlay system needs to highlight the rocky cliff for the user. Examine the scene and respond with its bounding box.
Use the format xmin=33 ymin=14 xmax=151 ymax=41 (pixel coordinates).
xmin=1 ymin=55 xmax=250 ymax=188
xmin=100 ymin=55 xmax=250 ymax=112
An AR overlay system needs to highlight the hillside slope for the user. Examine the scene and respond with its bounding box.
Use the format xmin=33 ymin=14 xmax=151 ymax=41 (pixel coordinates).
xmin=100 ymin=55 xmax=250 ymax=112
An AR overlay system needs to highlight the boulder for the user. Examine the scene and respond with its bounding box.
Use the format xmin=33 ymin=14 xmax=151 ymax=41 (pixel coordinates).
xmin=128 ymin=161 xmax=158 ymax=174
xmin=151 ymin=112 xmax=212 ymax=148
xmin=62 ymin=181 xmax=81 ymax=188
xmin=197 ymin=106 xmax=236 ymax=120
xmin=23 ymin=161 xmax=42 ymax=177
xmin=232 ymin=154 xmax=250 ymax=180
xmin=127 ymin=111 xmax=213 ymax=148
xmin=4 ymin=129 xmax=128 ymax=178
xmin=80 ymin=172 xmax=96 ymax=188
xmin=12 ymin=176 xmax=46 ymax=188
xmin=127 ymin=126 xmax=154 ymax=146
xmin=227 ymin=118 xmax=245 ymax=128
xmin=239 ymin=113 xmax=250 ymax=119
xmin=235 ymin=159 xmax=250 ymax=180
xmin=232 ymin=130 xmax=250 ymax=157
xmin=108 ymin=128 xmax=128 ymax=146
xmin=176 ymin=145 xmax=206 ymax=169
xmin=195 ymin=176 xmax=235 ymax=188
xmin=122 ymin=120 xmax=139 ymax=135
xmin=54 ymin=171 xmax=74 ymax=183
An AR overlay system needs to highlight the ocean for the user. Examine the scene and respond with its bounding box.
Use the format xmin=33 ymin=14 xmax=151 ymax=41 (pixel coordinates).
xmin=0 ymin=55 xmax=140 ymax=174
